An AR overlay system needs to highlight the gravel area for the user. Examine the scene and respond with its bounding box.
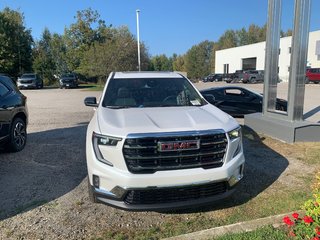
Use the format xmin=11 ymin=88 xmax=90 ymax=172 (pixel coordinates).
xmin=0 ymin=83 xmax=319 ymax=240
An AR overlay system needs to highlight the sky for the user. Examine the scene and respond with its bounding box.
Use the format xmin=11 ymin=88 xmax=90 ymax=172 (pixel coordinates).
xmin=1 ymin=0 xmax=319 ymax=56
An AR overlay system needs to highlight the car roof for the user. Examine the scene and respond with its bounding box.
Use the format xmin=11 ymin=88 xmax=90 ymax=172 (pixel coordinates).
xmin=113 ymin=72 xmax=184 ymax=79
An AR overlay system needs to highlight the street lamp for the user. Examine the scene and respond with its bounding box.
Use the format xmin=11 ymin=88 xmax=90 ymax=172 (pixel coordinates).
xmin=136 ymin=9 xmax=141 ymax=72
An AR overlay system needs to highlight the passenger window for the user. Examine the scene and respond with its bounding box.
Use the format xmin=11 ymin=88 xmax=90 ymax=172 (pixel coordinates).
xmin=0 ymin=82 xmax=10 ymax=97
xmin=225 ymin=89 xmax=243 ymax=96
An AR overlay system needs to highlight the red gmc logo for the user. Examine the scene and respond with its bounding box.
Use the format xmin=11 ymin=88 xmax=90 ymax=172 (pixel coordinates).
xmin=158 ymin=140 xmax=200 ymax=152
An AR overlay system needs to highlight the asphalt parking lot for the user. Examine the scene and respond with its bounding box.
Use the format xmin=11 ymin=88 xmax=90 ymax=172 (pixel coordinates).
xmin=0 ymin=82 xmax=319 ymax=239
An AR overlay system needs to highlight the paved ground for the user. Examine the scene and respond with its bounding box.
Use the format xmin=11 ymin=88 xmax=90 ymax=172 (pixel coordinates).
xmin=0 ymin=82 xmax=318 ymax=239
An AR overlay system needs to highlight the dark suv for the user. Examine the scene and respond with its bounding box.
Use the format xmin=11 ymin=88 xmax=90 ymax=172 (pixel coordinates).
xmin=0 ymin=75 xmax=28 ymax=152
xmin=306 ymin=68 xmax=320 ymax=84
xmin=59 ymin=73 xmax=78 ymax=88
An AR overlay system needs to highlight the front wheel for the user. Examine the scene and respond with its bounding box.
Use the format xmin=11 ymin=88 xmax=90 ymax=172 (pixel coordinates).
xmin=8 ymin=117 xmax=27 ymax=152
xmin=305 ymin=77 xmax=310 ymax=84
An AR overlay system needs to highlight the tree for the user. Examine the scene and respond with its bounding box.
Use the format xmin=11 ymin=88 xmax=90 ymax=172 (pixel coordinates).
xmin=32 ymin=28 xmax=56 ymax=84
xmin=173 ymin=55 xmax=186 ymax=72
xmin=63 ymin=8 xmax=109 ymax=73
xmin=0 ymin=8 xmax=33 ymax=77
xmin=79 ymin=26 xmax=150 ymax=81
xmin=185 ymin=40 xmax=214 ymax=79
xmin=150 ymin=54 xmax=173 ymax=71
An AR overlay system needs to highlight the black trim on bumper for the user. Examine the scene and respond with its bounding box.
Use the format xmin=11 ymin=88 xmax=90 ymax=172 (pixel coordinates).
xmin=91 ymin=181 xmax=237 ymax=211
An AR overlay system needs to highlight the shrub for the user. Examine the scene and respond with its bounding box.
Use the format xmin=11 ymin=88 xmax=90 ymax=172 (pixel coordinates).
xmin=283 ymin=172 xmax=320 ymax=239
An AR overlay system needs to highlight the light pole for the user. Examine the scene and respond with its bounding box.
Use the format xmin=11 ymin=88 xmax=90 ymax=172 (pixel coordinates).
xmin=136 ymin=9 xmax=141 ymax=72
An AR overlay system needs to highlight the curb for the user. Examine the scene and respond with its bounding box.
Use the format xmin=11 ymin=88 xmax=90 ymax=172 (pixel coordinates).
xmin=164 ymin=210 xmax=304 ymax=240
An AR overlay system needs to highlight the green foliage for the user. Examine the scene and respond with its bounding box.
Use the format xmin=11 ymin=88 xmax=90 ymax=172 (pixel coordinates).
xmin=283 ymin=172 xmax=320 ymax=239
xmin=32 ymin=28 xmax=57 ymax=85
xmin=79 ymin=26 xmax=150 ymax=80
xmin=185 ymin=40 xmax=214 ymax=79
xmin=172 ymin=54 xmax=186 ymax=72
xmin=213 ymin=225 xmax=288 ymax=240
xmin=150 ymin=54 xmax=173 ymax=71
xmin=0 ymin=7 xmax=33 ymax=77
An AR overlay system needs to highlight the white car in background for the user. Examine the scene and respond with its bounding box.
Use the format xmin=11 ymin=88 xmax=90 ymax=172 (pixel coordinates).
xmin=84 ymin=71 xmax=245 ymax=210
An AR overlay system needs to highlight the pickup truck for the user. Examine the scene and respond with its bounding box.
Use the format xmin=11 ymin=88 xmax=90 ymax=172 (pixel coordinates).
xmin=84 ymin=72 xmax=245 ymax=210
xmin=242 ymin=70 xmax=264 ymax=84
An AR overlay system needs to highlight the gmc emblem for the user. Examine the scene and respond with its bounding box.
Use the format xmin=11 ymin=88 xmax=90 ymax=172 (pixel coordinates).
xmin=157 ymin=140 xmax=200 ymax=152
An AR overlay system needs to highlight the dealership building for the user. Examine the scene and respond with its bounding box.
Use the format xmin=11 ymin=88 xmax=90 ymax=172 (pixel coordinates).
xmin=215 ymin=30 xmax=320 ymax=82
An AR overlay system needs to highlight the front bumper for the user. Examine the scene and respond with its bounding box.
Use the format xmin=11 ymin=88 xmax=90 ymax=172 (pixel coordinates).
xmin=87 ymin=148 xmax=245 ymax=210
xmin=17 ymin=82 xmax=37 ymax=89
xmin=91 ymin=180 xmax=239 ymax=211
xmin=60 ymin=81 xmax=77 ymax=88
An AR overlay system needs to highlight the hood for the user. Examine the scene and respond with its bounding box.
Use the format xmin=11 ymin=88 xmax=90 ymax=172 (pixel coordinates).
xmin=96 ymin=105 xmax=238 ymax=137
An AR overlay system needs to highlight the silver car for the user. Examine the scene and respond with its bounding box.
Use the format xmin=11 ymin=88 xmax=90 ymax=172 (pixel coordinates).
xmin=17 ymin=73 xmax=43 ymax=89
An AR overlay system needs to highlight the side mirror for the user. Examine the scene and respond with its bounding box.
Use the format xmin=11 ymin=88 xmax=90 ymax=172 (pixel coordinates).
xmin=84 ymin=97 xmax=98 ymax=107
xmin=203 ymin=94 xmax=215 ymax=103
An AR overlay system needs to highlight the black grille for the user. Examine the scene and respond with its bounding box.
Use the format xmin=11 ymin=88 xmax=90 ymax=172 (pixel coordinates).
xmin=124 ymin=181 xmax=228 ymax=205
xmin=123 ymin=131 xmax=227 ymax=173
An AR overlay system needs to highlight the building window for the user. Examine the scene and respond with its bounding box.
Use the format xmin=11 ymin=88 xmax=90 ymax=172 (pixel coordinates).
xmin=223 ymin=64 xmax=229 ymax=74
xmin=288 ymin=66 xmax=290 ymax=72
xmin=289 ymin=47 xmax=292 ymax=54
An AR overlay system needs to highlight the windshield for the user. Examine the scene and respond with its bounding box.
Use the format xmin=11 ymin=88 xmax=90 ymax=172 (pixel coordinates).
xmin=21 ymin=74 xmax=35 ymax=78
xmin=102 ymin=77 xmax=206 ymax=108
xmin=61 ymin=73 xmax=75 ymax=78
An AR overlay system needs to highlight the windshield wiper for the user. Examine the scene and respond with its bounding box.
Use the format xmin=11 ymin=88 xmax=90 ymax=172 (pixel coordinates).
xmin=106 ymin=106 xmax=131 ymax=109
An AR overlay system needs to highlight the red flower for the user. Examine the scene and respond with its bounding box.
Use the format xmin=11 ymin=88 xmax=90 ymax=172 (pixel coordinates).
xmin=315 ymin=227 xmax=320 ymax=235
xmin=303 ymin=216 xmax=314 ymax=224
xmin=292 ymin=212 xmax=299 ymax=219
xmin=283 ymin=216 xmax=294 ymax=226
xmin=312 ymin=237 xmax=319 ymax=240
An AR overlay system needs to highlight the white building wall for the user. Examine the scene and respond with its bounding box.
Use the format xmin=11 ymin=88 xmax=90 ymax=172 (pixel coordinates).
xmin=215 ymin=30 xmax=320 ymax=82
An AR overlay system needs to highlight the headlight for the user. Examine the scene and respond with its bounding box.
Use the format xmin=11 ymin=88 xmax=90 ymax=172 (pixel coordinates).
xmin=92 ymin=132 xmax=122 ymax=166
xmin=228 ymin=127 xmax=241 ymax=140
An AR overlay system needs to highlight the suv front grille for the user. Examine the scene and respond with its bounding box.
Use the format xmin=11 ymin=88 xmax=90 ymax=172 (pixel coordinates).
xmin=123 ymin=130 xmax=227 ymax=173
xmin=124 ymin=181 xmax=228 ymax=205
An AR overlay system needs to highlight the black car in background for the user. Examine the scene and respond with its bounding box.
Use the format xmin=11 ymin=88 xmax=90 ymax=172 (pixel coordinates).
xmin=203 ymin=73 xmax=223 ymax=82
xmin=200 ymin=86 xmax=287 ymax=117
xmin=59 ymin=73 xmax=78 ymax=89
xmin=0 ymin=75 xmax=28 ymax=152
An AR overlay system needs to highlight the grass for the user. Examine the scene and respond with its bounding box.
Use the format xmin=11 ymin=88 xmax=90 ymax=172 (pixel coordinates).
xmin=212 ymin=225 xmax=288 ymax=240
xmin=79 ymin=83 xmax=104 ymax=91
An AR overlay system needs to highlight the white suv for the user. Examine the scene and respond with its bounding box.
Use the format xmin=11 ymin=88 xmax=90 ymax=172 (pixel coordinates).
xmin=85 ymin=72 xmax=245 ymax=210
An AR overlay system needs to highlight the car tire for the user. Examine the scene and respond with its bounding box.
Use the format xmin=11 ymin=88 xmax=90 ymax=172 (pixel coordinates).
xmin=88 ymin=178 xmax=98 ymax=203
xmin=8 ymin=117 xmax=27 ymax=152
xmin=250 ymin=78 xmax=256 ymax=84
xmin=305 ymin=77 xmax=310 ymax=84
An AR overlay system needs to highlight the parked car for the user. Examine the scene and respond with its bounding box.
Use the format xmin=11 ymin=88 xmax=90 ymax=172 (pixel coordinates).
xmin=59 ymin=73 xmax=78 ymax=89
xmin=225 ymin=70 xmax=245 ymax=83
xmin=84 ymin=72 xmax=245 ymax=210
xmin=203 ymin=74 xmax=223 ymax=82
xmin=0 ymin=75 xmax=28 ymax=152
xmin=242 ymin=70 xmax=264 ymax=84
xmin=306 ymin=68 xmax=320 ymax=84
xmin=200 ymin=86 xmax=287 ymax=117
xmin=17 ymin=73 xmax=43 ymax=89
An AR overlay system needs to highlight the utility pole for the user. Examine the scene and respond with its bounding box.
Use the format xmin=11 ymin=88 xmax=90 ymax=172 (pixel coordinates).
xmin=136 ymin=9 xmax=141 ymax=72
